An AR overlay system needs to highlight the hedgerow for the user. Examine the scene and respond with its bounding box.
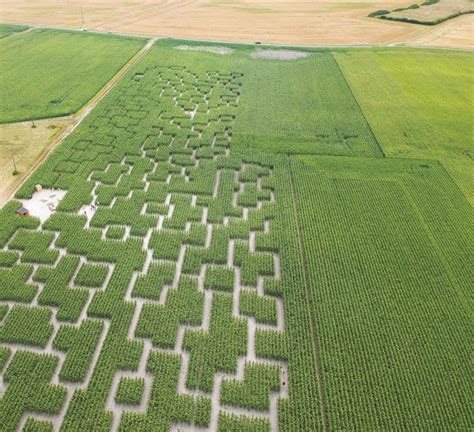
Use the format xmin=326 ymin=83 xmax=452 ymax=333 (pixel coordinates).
xmin=183 ymin=293 xmax=247 ymax=392
xmin=106 ymin=226 xmax=126 ymax=240
xmin=118 ymin=352 xmax=211 ymax=430
xmin=0 ymin=251 xmax=18 ymax=267
xmin=0 ymin=346 xmax=10 ymax=371
xmin=38 ymin=256 xmax=89 ymax=322
xmin=8 ymin=229 xmax=58 ymax=265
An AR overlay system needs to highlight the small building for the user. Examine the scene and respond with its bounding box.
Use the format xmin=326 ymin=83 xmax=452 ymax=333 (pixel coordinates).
xmin=35 ymin=184 xmax=43 ymax=192
xmin=17 ymin=207 xmax=30 ymax=217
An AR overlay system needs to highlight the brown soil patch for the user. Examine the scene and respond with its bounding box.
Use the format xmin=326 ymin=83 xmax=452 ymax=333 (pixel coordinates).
xmin=0 ymin=118 xmax=73 ymax=206
xmin=251 ymin=49 xmax=311 ymax=60
xmin=1 ymin=0 xmax=427 ymax=46
xmin=176 ymin=45 xmax=233 ymax=55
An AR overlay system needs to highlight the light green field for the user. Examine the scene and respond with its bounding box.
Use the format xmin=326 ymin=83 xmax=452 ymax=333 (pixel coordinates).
xmin=0 ymin=29 xmax=145 ymax=123
xmin=335 ymin=49 xmax=474 ymax=203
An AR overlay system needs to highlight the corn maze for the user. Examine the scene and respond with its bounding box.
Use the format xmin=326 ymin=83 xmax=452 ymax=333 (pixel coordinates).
xmin=0 ymin=61 xmax=289 ymax=431
xmin=1 ymin=37 xmax=472 ymax=431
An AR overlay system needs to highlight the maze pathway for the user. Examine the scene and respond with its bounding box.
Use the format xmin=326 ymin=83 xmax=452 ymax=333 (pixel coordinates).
xmin=0 ymin=63 xmax=287 ymax=431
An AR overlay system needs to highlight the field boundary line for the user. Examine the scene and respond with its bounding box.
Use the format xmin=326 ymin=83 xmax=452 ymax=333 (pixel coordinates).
xmin=287 ymin=156 xmax=330 ymax=432
xmin=330 ymin=53 xmax=386 ymax=158
xmin=1 ymin=37 xmax=156 ymax=208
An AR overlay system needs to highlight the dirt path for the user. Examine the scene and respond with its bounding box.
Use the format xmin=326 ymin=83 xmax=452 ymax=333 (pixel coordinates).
xmin=0 ymin=37 xmax=156 ymax=208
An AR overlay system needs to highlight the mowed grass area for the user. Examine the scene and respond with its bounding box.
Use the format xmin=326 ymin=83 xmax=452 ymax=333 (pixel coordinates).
xmin=289 ymin=155 xmax=473 ymax=429
xmin=0 ymin=28 xmax=146 ymax=123
xmin=0 ymin=23 xmax=29 ymax=39
xmin=335 ymin=49 xmax=474 ymax=203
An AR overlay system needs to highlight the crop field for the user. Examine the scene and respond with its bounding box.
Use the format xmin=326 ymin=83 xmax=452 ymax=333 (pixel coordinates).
xmin=290 ymin=155 xmax=472 ymax=429
xmin=0 ymin=29 xmax=146 ymax=123
xmin=335 ymin=48 xmax=474 ymax=204
xmin=0 ymin=36 xmax=472 ymax=431
xmin=233 ymin=52 xmax=381 ymax=157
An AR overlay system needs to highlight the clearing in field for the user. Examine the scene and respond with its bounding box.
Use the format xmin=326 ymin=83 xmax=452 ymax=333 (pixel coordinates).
xmin=0 ymin=28 xmax=146 ymax=123
xmin=334 ymin=48 xmax=474 ymax=203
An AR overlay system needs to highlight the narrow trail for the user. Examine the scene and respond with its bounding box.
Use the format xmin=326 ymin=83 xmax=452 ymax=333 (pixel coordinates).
xmin=1 ymin=37 xmax=156 ymax=208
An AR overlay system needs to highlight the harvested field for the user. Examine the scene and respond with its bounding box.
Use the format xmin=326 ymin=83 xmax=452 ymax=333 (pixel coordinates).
xmin=1 ymin=0 xmax=423 ymax=46
xmin=396 ymin=13 xmax=474 ymax=48
xmin=251 ymin=50 xmax=311 ymax=60
xmin=0 ymin=118 xmax=73 ymax=207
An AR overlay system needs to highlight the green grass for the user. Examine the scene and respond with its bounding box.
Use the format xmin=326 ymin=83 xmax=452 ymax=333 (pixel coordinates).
xmin=0 ymin=28 xmax=146 ymax=123
xmin=334 ymin=49 xmax=474 ymax=204
xmin=0 ymin=23 xmax=28 ymax=39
